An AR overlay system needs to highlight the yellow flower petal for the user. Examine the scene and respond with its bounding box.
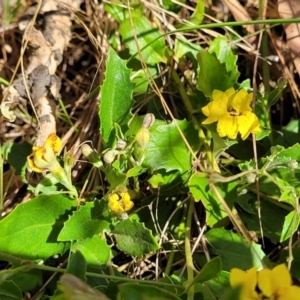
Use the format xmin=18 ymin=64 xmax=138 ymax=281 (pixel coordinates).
xmin=258 ymin=269 xmax=273 ymax=297
xmin=120 ymin=192 xmax=134 ymax=211
xmin=272 ymin=264 xmax=292 ymax=290
xmin=224 ymin=87 xmax=236 ymax=99
xmin=27 ymin=154 xmax=43 ymax=173
xmin=278 ymin=285 xmax=300 ymax=300
xmin=230 ymin=267 xmax=259 ymax=300
xmin=231 ymin=89 xmax=253 ymax=114
xmin=258 ymin=264 xmax=292 ymax=298
xmin=44 ymin=133 xmax=62 ymax=155
xmin=27 ymin=134 xmax=63 ymax=172
xmin=202 ymin=91 xmax=228 ymax=124
xmin=238 ymin=111 xmax=261 ymax=140
xmin=108 ymin=192 xmax=134 ymax=214
xmin=217 ymin=113 xmax=239 ymax=139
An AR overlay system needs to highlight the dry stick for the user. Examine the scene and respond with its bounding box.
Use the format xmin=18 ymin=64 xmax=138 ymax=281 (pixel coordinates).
xmin=6 ymin=0 xmax=82 ymax=147
xmin=1 ymin=0 xmax=42 ymax=124
xmin=251 ymin=0 xmax=268 ymax=249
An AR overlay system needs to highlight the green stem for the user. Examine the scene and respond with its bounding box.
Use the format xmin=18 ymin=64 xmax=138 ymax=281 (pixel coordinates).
xmin=185 ymin=197 xmax=195 ymax=300
xmin=171 ymin=70 xmax=219 ymax=172
xmin=25 ymin=261 xmax=185 ymax=290
xmin=165 ymin=245 xmax=175 ymax=276
xmin=0 ymin=152 xmax=2 ymax=218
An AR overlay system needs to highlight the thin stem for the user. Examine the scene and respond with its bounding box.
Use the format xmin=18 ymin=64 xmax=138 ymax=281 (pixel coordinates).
xmin=29 ymin=262 xmax=185 ymax=290
xmin=171 ymin=70 xmax=219 ymax=172
xmin=185 ymin=197 xmax=195 ymax=300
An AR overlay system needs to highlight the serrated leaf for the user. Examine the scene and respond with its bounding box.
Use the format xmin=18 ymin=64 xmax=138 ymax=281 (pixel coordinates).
xmin=143 ymin=120 xmax=198 ymax=172
xmin=0 ymin=195 xmax=76 ymax=260
xmin=71 ymin=236 xmax=111 ymax=266
xmin=197 ymin=50 xmax=239 ymax=96
xmin=208 ymin=37 xmax=239 ymax=75
xmin=113 ymin=219 xmax=159 ymax=257
xmin=100 ymin=48 xmax=134 ymax=146
xmin=58 ymin=200 xmax=111 ymax=241
xmin=119 ymin=16 xmax=167 ymax=65
xmin=205 ymin=228 xmax=268 ymax=271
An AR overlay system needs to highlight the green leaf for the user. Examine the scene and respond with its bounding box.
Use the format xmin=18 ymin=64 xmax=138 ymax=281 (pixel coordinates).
xmin=144 ymin=120 xmax=198 ymax=172
xmin=0 ymin=195 xmax=76 ymax=260
xmin=119 ymin=16 xmax=167 ymax=65
xmin=118 ymin=283 xmax=181 ymax=300
xmin=71 ymin=236 xmax=111 ymax=267
xmin=208 ymin=37 xmax=239 ymax=76
xmin=66 ymin=251 xmax=87 ymax=282
xmin=193 ymin=256 xmax=222 ymax=283
xmin=188 ymin=173 xmax=237 ymax=226
xmin=274 ymin=119 xmax=300 ymax=147
xmin=126 ymin=165 xmax=147 ymax=178
xmin=100 ymin=48 xmax=134 ymax=146
xmin=2 ymin=141 xmax=32 ymax=182
xmin=113 ymin=219 xmax=159 ymax=256
xmin=197 ymin=48 xmax=239 ymax=96
xmin=132 ymin=67 xmax=157 ymax=94
xmin=0 ymin=281 xmax=22 ymax=300
xmin=280 ymin=210 xmax=300 ymax=242
xmin=205 ymin=228 xmax=268 ymax=271
xmin=174 ymin=38 xmax=201 ymax=70
xmin=8 ymin=267 xmax=42 ymax=292
xmin=58 ymin=200 xmax=111 ymax=241
xmin=189 ymin=0 xmax=205 ymax=25
xmin=203 ymin=270 xmax=230 ymax=300
xmin=106 ymin=166 xmax=127 ymax=192
xmin=211 ymin=132 xmax=237 ymax=158
xmin=238 ymin=196 xmax=286 ymax=243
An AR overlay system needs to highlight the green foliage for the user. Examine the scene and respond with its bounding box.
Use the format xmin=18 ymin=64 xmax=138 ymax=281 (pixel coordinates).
xmin=113 ymin=219 xmax=159 ymax=257
xmin=0 ymin=195 xmax=76 ymax=260
xmin=100 ymin=48 xmax=134 ymax=146
xmin=119 ymin=15 xmax=167 ymax=65
xmin=3 ymin=4 xmax=300 ymax=300
xmin=197 ymin=37 xmax=239 ymax=96
xmin=144 ymin=120 xmax=199 ymax=172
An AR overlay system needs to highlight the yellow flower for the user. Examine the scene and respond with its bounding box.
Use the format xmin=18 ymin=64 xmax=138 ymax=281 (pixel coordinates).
xmin=258 ymin=264 xmax=300 ymax=300
xmin=230 ymin=267 xmax=261 ymax=300
xmin=202 ymin=88 xmax=261 ymax=140
xmin=27 ymin=133 xmax=62 ymax=173
xmin=108 ymin=192 xmax=134 ymax=214
xmin=27 ymin=134 xmax=77 ymax=196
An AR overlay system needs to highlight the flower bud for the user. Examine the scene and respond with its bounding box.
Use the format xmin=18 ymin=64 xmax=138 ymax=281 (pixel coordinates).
xmin=103 ymin=149 xmax=119 ymax=164
xmin=81 ymin=144 xmax=103 ymax=167
xmin=135 ymin=128 xmax=150 ymax=150
xmin=116 ymin=139 xmax=126 ymax=150
xmin=142 ymin=113 xmax=155 ymax=129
